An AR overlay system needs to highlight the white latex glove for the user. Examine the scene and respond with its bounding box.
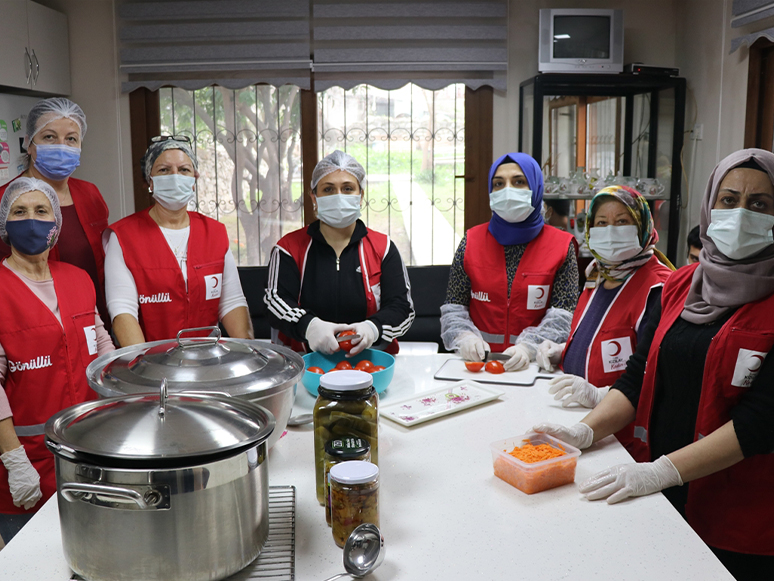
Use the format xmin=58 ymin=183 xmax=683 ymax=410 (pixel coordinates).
xmin=1 ymin=446 xmax=42 ymax=510
xmin=457 ymin=332 xmax=489 ymax=362
xmin=548 ymin=374 xmax=609 ymax=408
xmin=531 ymin=422 xmax=594 ymax=450
xmin=579 ymin=455 xmax=683 ymax=504
xmin=347 ymin=321 xmax=379 ymax=356
xmin=305 ymin=318 xmax=354 ymax=355
xmin=502 ymin=344 xmax=530 ymax=372
xmin=536 ymin=340 xmax=565 ymax=372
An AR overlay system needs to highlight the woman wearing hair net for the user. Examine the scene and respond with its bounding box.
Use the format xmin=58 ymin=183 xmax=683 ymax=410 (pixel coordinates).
xmin=265 ymin=150 xmax=414 ymax=355
xmin=441 ymin=153 xmax=579 ymax=370
xmin=0 ymin=98 xmax=110 ymax=330
xmin=104 ymin=136 xmax=251 ymax=347
xmin=0 ymin=178 xmax=113 ymax=544
xmin=533 ymin=149 xmax=774 ymax=580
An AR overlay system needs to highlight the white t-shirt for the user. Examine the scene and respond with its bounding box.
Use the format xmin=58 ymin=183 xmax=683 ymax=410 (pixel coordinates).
xmin=104 ymin=227 xmax=248 ymax=322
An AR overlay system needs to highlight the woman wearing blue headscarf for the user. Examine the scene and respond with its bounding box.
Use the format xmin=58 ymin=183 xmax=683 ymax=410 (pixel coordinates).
xmin=440 ymin=153 xmax=579 ymax=370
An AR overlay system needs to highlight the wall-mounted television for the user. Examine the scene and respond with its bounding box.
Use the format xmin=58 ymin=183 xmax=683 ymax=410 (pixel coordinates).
xmin=538 ymin=9 xmax=624 ymax=74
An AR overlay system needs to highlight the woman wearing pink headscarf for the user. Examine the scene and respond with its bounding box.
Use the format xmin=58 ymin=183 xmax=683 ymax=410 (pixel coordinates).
xmin=532 ymin=149 xmax=774 ymax=580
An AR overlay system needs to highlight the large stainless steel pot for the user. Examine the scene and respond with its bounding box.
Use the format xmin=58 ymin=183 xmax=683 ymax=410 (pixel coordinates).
xmin=45 ymin=383 xmax=275 ymax=581
xmin=86 ymin=327 xmax=304 ymax=448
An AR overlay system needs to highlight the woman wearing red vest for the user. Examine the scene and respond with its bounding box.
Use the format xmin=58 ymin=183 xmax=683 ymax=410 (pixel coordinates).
xmin=537 ymin=186 xmax=674 ymax=418
xmin=534 ymin=149 xmax=774 ymax=580
xmin=105 ymin=136 xmax=252 ymax=346
xmin=0 ymin=98 xmax=110 ymax=330
xmin=440 ymin=152 xmax=578 ymax=370
xmin=0 ymin=178 xmax=114 ymax=544
xmin=265 ymin=150 xmax=414 ymax=355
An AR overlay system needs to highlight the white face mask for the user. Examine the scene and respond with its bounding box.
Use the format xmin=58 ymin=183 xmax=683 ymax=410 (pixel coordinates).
xmin=316 ymin=193 xmax=361 ymax=228
xmin=707 ymin=208 xmax=774 ymax=260
xmin=151 ymin=174 xmax=196 ymax=211
xmin=588 ymin=224 xmax=642 ymax=263
xmin=489 ymin=187 xmax=534 ymax=223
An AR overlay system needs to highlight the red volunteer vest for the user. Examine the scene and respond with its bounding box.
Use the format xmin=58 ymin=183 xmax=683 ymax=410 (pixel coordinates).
xmin=274 ymin=226 xmax=398 ymax=354
xmin=464 ymin=224 xmax=574 ymax=352
xmin=110 ymin=208 xmax=227 ymax=342
xmin=0 ymin=177 xmax=109 ymax=287
xmin=629 ymin=263 xmax=774 ymax=555
xmin=563 ymin=256 xmax=671 ymax=450
xmin=0 ymin=261 xmax=98 ymax=514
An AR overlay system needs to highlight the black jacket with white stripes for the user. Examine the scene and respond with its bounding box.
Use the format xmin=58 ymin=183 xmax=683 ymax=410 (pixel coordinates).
xmin=264 ymin=220 xmax=414 ymax=348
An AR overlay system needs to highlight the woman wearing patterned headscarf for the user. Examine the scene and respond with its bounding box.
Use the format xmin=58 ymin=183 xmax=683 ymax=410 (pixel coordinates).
xmin=533 ymin=149 xmax=774 ymax=580
xmin=0 ymin=177 xmax=113 ymax=544
xmin=265 ymin=150 xmax=414 ymax=355
xmin=440 ymin=152 xmax=579 ymax=371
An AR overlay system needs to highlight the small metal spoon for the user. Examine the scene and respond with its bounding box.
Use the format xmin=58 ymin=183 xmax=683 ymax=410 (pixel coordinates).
xmin=286 ymin=413 xmax=314 ymax=426
xmin=322 ymin=523 xmax=385 ymax=581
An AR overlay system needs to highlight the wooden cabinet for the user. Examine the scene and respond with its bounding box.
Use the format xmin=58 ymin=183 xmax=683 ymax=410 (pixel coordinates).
xmin=0 ymin=0 xmax=71 ymax=96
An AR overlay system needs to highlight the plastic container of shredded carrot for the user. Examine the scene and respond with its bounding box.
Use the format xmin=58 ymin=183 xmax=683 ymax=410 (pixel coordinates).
xmin=490 ymin=433 xmax=581 ymax=494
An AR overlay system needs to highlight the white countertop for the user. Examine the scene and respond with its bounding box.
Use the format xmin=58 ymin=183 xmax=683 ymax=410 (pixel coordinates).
xmin=0 ymin=354 xmax=733 ymax=581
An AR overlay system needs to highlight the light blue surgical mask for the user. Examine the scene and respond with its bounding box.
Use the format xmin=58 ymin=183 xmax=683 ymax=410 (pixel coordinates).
xmin=316 ymin=194 xmax=361 ymax=228
xmin=489 ymin=187 xmax=534 ymax=223
xmin=588 ymin=224 xmax=641 ymax=263
xmin=33 ymin=144 xmax=81 ymax=181
xmin=151 ymin=174 xmax=196 ymax=211
xmin=707 ymin=208 xmax=774 ymax=260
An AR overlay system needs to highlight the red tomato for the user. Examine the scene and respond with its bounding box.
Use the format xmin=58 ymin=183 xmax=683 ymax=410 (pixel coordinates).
xmin=370 ymin=365 xmax=385 ymax=372
xmin=485 ymin=360 xmax=505 ymax=374
xmin=464 ymin=361 xmax=485 ymax=372
xmin=334 ymin=360 xmax=353 ymax=371
xmin=307 ymin=366 xmax=325 ymax=374
xmin=337 ymin=330 xmax=357 ymax=352
xmin=355 ymin=360 xmax=374 ymax=371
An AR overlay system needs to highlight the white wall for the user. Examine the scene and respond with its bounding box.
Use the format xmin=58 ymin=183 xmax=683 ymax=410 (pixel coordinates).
xmin=35 ymin=0 xmax=133 ymax=220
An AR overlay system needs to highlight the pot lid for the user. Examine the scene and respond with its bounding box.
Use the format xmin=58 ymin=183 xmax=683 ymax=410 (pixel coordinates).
xmin=87 ymin=329 xmax=304 ymax=399
xmin=45 ymin=381 xmax=275 ymax=465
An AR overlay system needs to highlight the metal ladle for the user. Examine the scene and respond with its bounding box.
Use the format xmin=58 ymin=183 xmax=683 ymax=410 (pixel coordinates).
xmin=286 ymin=413 xmax=314 ymax=426
xmin=322 ymin=523 xmax=385 ymax=581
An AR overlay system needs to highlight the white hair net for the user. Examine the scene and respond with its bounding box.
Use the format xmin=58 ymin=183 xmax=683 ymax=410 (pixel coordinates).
xmin=311 ymin=150 xmax=366 ymax=190
xmin=141 ymin=138 xmax=199 ymax=183
xmin=24 ymin=98 xmax=87 ymax=149
xmin=0 ymin=177 xmax=62 ymax=246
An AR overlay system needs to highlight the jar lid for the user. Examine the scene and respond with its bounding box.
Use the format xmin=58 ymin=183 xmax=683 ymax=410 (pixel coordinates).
xmin=329 ymin=460 xmax=379 ymax=484
xmin=325 ymin=437 xmax=371 ymax=459
xmin=319 ymin=369 xmax=373 ymax=392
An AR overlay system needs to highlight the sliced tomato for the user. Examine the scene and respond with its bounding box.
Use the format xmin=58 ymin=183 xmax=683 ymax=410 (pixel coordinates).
xmin=334 ymin=360 xmax=353 ymax=371
xmin=464 ymin=361 xmax=485 ymax=372
xmin=485 ymin=360 xmax=505 ymax=374
xmin=337 ymin=330 xmax=357 ymax=352
xmin=354 ymin=360 xmax=374 ymax=371
xmin=307 ymin=366 xmax=325 ymax=374
xmin=369 ymin=365 xmax=386 ymax=372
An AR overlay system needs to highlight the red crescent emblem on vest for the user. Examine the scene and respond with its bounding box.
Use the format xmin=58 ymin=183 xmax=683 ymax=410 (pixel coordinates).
xmin=536 ymin=287 xmax=545 ymax=299
xmin=210 ymin=276 xmax=219 ymax=288
xmin=748 ymin=354 xmax=765 ymax=372
xmin=608 ymin=340 xmax=622 ymax=357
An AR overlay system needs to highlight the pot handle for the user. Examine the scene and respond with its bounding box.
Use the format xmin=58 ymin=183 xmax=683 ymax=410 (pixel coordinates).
xmin=60 ymin=482 xmax=149 ymax=509
xmin=176 ymin=326 xmax=222 ymax=347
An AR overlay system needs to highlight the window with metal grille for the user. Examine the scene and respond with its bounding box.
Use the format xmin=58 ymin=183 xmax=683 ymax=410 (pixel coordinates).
xmin=159 ymin=82 xmax=464 ymax=266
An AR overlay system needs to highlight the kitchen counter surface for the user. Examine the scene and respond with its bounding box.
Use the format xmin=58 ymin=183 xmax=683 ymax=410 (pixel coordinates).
xmin=0 ymin=354 xmax=733 ymax=580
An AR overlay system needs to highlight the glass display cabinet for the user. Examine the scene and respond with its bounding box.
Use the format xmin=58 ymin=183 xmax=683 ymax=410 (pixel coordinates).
xmin=519 ymin=73 xmax=686 ymax=263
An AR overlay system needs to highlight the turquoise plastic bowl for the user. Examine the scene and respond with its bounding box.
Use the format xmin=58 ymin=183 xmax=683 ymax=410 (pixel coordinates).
xmin=301 ymin=349 xmax=395 ymax=396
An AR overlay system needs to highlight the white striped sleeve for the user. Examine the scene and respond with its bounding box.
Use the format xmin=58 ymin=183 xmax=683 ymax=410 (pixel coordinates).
xmin=264 ymin=245 xmax=307 ymax=324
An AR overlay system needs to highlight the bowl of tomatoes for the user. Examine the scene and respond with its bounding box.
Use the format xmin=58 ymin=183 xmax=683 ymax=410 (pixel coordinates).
xmin=301 ymin=349 xmax=395 ymax=396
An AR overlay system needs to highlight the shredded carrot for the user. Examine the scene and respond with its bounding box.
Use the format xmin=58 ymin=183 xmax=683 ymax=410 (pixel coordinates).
xmin=507 ymin=442 xmax=566 ymax=463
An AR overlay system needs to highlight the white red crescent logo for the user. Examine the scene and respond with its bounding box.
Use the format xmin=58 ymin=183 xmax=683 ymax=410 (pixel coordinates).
xmin=748 ymin=354 xmax=765 ymax=372
xmin=210 ymin=277 xmax=220 ymax=288
xmin=607 ymin=340 xmax=622 ymax=357
xmin=536 ymin=287 xmax=545 ymax=299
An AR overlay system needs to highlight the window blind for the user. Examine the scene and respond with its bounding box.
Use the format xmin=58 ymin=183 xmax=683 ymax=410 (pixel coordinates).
xmin=118 ymin=0 xmax=507 ymax=94
xmin=732 ymin=0 xmax=774 ymax=27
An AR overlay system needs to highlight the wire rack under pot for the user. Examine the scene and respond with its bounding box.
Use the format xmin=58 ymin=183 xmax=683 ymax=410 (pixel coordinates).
xmin=70 ymin=485 xmax=296 ymax=581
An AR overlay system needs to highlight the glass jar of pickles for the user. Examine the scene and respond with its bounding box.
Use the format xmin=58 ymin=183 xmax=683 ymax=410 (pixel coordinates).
xmin=329 ymin=461 xmax=380 ymax=548
xmin=314 ymin=370 xmax=378 ymax=504
xmin=324 ymin=437 xmax=371 ymax=525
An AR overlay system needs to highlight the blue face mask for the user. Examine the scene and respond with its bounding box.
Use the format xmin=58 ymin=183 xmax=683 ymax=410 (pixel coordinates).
xmin=33 ymin=144 xmax=81 ymax=181
xmin=5 ymin=219 xmax=58 ymax=255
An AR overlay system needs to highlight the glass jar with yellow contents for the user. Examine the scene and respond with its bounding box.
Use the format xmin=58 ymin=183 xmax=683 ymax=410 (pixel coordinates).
xmin=313 ymin=370 xmax=378 ymax=505
xmin=329 ymin=461 xmax=380 ymax=548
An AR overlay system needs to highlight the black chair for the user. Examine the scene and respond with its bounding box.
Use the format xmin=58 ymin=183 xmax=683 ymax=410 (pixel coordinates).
xmin=237 ymin=266 xmax=271 ymax=339
xmin=402 ymin=265 xmax=451 ymax=352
